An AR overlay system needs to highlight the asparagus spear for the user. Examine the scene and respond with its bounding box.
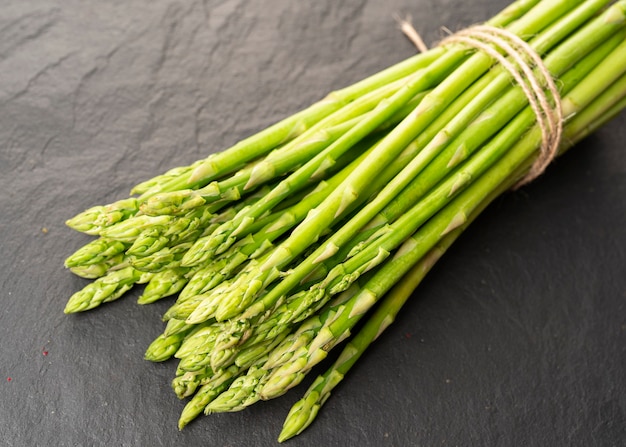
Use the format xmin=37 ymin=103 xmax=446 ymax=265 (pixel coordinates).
xmin=63 ymin=266 xmax=153 ymax=313
xmin=144 ymin=329 xmax=191 ymax=362
xmin=65 ymin=198 xmax=139 ymax=235
xmin=64 ymin=238 xmax=128 ymax=268
xmin=68 ymin=255 xmax=127 ymax=279
xmin=138 ymin=268 xmax=190 ymax=305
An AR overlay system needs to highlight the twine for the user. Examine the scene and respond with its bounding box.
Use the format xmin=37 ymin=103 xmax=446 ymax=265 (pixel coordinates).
xmin=397 ymin=19 xmax=563 ymax=187
xmin=393 ymin=14 xmax=429 ymax=53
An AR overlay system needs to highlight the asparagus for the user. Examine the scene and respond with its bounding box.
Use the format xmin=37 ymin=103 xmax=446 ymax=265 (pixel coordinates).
xmin=138 ymin=48 xmax=446 ymax=199
xmin=144 ymin=329 xmax=190 ymax=362
xmin=61 ymin=0 xmax=626 ymax=441
xmin=67 ymin=43 xmax=447 ymax=234
xmin=144 ymin=319 xmax=199 ymax=362
xmin=141 ymin=0 xmax=539 ymax=199
xmin=279 ymin=67 xmax=626 ymax=441
xmin=68 ymin=254 xmax=128 ymax=279
xmin=64 ymin=238 xmax=128 ymax=268
xmin=203 ymin=3 xmax=626 ymax=412
xmin=184 ymin=0 xmax=614 ymax=330
xmin=64 ymin=266 xmax=153 ymax=313
xmin=138 ymin=268 xmax=190 ymax=305
xmin=150 ymin=1 xmax=612 ymax=380
xmin=65 ymin=198 xmax=139 ymax=235
xmin=139 ymin=83 xmax=412 ymax=217
xmin=277 ymin=196 xmax=478 ymax=442
xmin=260 ymin=40 xmax=626 ymax=401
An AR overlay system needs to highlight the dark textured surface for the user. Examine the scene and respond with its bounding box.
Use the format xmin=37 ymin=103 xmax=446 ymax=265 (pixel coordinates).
xmin=1 ymin=1 xmax=625 ymax=446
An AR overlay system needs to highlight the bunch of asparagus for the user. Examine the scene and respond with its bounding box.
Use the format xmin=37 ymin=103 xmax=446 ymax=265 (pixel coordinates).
xmin=63 ymin=0 xmax=626 ymax=441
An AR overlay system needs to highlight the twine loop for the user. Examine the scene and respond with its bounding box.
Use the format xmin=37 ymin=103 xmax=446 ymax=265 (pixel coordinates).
xmin=397 ymin=19 xmax=563 ymax=187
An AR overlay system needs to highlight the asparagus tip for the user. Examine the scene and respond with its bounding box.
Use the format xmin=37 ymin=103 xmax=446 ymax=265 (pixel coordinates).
xmin=278 ymin=392 xmax=321 ymax=442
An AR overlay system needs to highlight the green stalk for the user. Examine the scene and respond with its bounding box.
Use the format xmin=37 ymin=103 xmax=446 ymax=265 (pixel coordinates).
xmin=65 ymin=0 xmax=541 ymax=234
xmin=277 ymin=194 xmax=476 ymax=442
xmin=139 ymin=50 xmax=446 ymax=199
xmin=258 ymin=37 xmax=626 ymax=400
xmin=317 ymin=18 xmax=626 ymax=299
xmin=220 ymin=0 xmax=614 ymax=325
xmin=181 ymin=59 xmax=467 ymax=267
xmin=139 ymin=0 xmax=533 ymax=199
xmin=139 ymin=91 xmax=402 ymax=217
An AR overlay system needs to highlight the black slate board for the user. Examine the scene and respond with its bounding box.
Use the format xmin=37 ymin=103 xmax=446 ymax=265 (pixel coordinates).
xmin=1 ymin=1 xmax=624 ymax=446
